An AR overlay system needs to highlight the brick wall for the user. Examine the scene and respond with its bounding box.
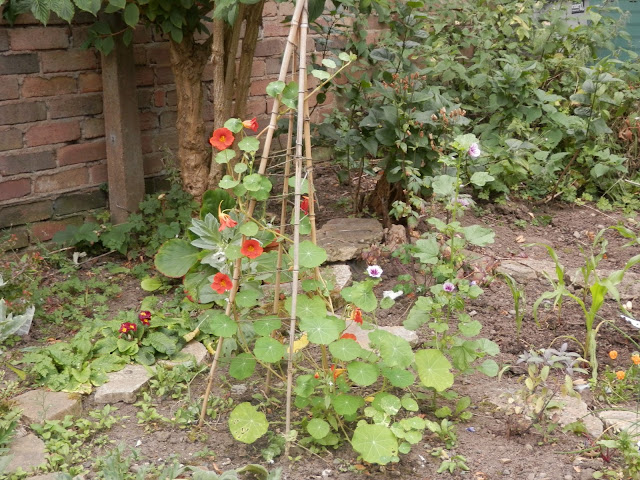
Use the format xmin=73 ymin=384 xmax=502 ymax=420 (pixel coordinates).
xmin=0 ymin=4 xmax=381 ymax=247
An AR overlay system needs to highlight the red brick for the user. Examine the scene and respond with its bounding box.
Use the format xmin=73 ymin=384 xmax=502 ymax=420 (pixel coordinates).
xmin=24 ymin=120 xmax=81 ymax=147
xmin=57 ymin=140 xmax=106 ymax=166
xmin=155 ymin=66 xmax=173 ymax=84
xmin=133 ymin=45 xmax=147 ymax=65
xmin=160 ymin=110 xmax=176 ymax=129
xmin=82 ymin=118 xmax=104 ymax=139
xmin=250 ymin=77 xmax=277 ymax=97
xmin=147 ymin=43 xmax=171 ymax=66
xmin=0 ymin=101 xmax=46 ymax=125
xmin=31 ymin=218 xmax=82 ymax=242
xmin=139 ymin=111 xmax=158 ymax=131
xmin=246 ymin=97 xmax=266 ymax=117
xmin=0 ymin=53 xmax=39 ymax=74
xmin=140 ymin=132 xmax=153 ymax=154
xmin=53 ymin=190 xmax=106 ymax=215
xmin=89 ymin=162 xmax=108 ymax=184
xmin=0 ymin=149 xmax=56 ymax=175
xmin=0 ymin=128 xmax=22 ymax=151
xmin=166 ymin=90 xmax=177 ymax=107
xmin=0 ymin=178 xmax=31 ymax=202
xmin=251 ymin=59 xmax=266 ymax=77
xmin=0 ymin=76 xmax=18 ymax=100
xmin=133 ymin=25 xmax=153 ymax=43
xmin=9 ymin=27 xmax=69 ymax=50
xmin=265 ymin=58 xmax=281 ymax=75
xmin=0 ymin=29 xmax=8 ymax=51
xmin=277 ymin=2 xmax=296 ymax=15
xmin=34 ymin=166 xmax=89 ymax=193
xmin=263 ymin=1 xmax=278 ymax=16
xmin=78 ymin=72 xmax=102 ymax=93
xmin=0 ymin=200 xmax=53 ymax=228
xmin=136 ymin=66 xmax=154 ymax=86
xmin=154 ymin=90 xmax=165 ymax=107
xmin=254 ymin=38 xmax=286 ymax=57
xmin=21 ymin=76 xmax=77 ymax=97
xmin=71 ymin=26 xmax=90 ymax=48
xmin=262 ymin=23 xmax=291 ymax=38
xmin=48 ymin=93 xmax=102 ymax=119
xmin=41 ymin=50 xmax=97 ymax=73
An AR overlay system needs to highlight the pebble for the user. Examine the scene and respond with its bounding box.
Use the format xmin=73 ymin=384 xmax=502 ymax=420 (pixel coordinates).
xmin=527 ymin=474 xmax=535 ymax=480
xmin=525 ymin=443 xmax=533 ymax=451
xmin=231 ymin=384 xmax=248 ymax=395
xmin=469 ymin=310 xmax=477 ymax=316
xmin=564 ymin=475 xmax=573 ymax=480
xmin=573 ymin=231 xmax=581 ymax=239
xmin=500 ymin=458 xmax=512 ymax=464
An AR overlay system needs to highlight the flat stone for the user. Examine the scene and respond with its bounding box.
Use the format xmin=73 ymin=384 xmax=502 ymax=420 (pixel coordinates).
xmin=12 ymin=390 xmax=82 ymax=424
xmin=6 ymin=433 xmax=47 ymax=473
xmin=160 ymin=342 xmax=209 ymax=368
xmin=26 ymin=474 xmax=59 ymax=480
xmin=599 ymin=410 xmax=640 ymax=439
xmin=342 ymin=322 xmax=419 ymax=351
xmin=496 ymin=259 xmax=557 ymax=283
xmin=554 ymin=394 xmax=603 ymax=439
xmin=384 ymin=224 xmax=407 ymax=251
xmin=94 ymin=364 xmax=152 ymax=404
xmin=316 ymin=218 xmax=384 ymax=262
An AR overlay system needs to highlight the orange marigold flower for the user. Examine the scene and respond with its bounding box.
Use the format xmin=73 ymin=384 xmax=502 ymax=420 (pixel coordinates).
xmin=211 ymin=272 xmax=233 ymax=294
xmin=242 ymin=117 xmax=259 ymax=132
xmin=609 ymin=350 xmax=618 ymax=360
xmin=209 ymin=127 xmax=234 ymax=151
xmin=300 ymin=196 xmax=309 ymax=215
xmin=616 ymin=370 xmax=626 ymax=380
xmin=218 ymin=204 xmax=238 ymax=231
xmin=341 ymin=333 xmax=357 ymax=341
xmin=241 ymin=239 xmax=263 ymax=259
xmin=351 ymin=307 xmax=363 ymax=325
xmin=632 ymin=354 xmax=640 ymax=365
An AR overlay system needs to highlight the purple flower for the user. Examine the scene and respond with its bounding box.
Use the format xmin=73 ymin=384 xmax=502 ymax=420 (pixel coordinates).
xmin=367 ymin=265 xmax=383 ymax=278
xmin=455 ymin=197 xmax=470 ymax=207
xmin=468 ymin=143 xmax=481 ymax=158
xmin=443 ymin=281 xmax=455 ymax=292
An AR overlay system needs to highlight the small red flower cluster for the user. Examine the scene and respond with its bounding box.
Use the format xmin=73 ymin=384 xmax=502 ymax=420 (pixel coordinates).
xmin=138 ymin=311 xmax=152 ymax=326
xmin=209 ymin=118 xmax=259 ymax=151
xmin=119 ymin=322 xmax=137 ymax=334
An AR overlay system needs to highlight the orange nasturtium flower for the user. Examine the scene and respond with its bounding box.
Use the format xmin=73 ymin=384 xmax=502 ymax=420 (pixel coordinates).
xmin=632 ymin=354 xmax=640 ymax=365
xmin=218 ymin=204 xmax=238 ymax=232
xmin=209 ymin=127 xmax=235 ymax=151
xmin=341 ymin=333 xmax=357 ymax=341
xmin=616 ymin=370 xmax=626 ymax=380
xmin=351 ymin=307 xmax=363 ymax=325
xmin=211 ymin=272 xmax=233 ymax=294
xmin=242 ymin=117 xmax=259 ymax=132
xmin=241 ymin=239 xmax=263 ymax=259
xmin=609 ymin=350 xmax=618 ymax=360
xmin=331 ymin=364 xmax=345 ymax=380
xmin=300 ymin=196 xmax=309 ymax=215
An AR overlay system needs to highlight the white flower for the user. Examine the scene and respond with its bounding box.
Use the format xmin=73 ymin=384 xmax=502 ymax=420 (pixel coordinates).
xmin=468 ymin=143 xmax=481 ymax=158
xmin=443 ymin=281 xmax=455 ymax=292
xmin=367 ymin=265 xmax=383 ymax=278
xmin=383 ymin=290 xmax=403 ymax=300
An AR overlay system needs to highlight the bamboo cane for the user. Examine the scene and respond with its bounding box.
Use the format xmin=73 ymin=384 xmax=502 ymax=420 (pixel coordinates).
xmin=198 ymin=0 xmax=307 ymax=428
xmin=284 ymin=1 xmax=308 ymax=457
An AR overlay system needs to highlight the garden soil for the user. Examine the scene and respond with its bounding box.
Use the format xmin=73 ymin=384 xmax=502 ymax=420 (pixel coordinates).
xmin=6 ymin=166 xmax=640 ymax=479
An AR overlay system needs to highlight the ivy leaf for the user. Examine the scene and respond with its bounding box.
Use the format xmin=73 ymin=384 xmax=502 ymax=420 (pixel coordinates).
xmin=352 ymin=424 xmax=398 ymax=465
xmin=414 ymin=349 xmax=454 ymax=392
xmin=228 ymin=402 xmax=268 ymax=444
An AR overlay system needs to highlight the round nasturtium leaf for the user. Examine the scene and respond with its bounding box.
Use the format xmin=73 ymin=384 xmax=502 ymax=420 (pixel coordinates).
xmin=286 ymin=294 xmax=326 ymax=319
xmin=253 ymin=337 xmax=285 ymax=363
xmin=381 ymin=367 xmax=415 ymax=388
xmin=300 ymin=316 xmax=344 ymax=345
xmin=228 ymin=402 xmax=268 ymax=444
xmin=203 ymin=312 xmax=237 ymax=338
xmin=297 ymin=240 xmax=328 ymax=269
xmin=379 ymin=395 xmax=402 ymax=416
xmin=347 ymin=361 xmax=379 ymax=387
xmin=253 ymin=317 xmax=282 ymax=337
xmin=401 ymin=395 xmax=419 ymax=412
xmin=414 ymin=349 xmax=454 ymax=392
xmin=229 ymin=353 xmax=257 ymax=380
xmin=369 ymin=330 xmax=414 ymax=369
xmin=332 ymin=394 xmax=365 ymax=416
xmin=329 ymin=338 xmax=364 ymax=362
xmin=307 ymin=418 xmax=331 ymax=440
xmin=352 ymin=423 xmax=398 ymax=465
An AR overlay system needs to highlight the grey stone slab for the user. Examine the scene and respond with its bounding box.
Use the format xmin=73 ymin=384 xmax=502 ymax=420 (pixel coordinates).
xmin=160 ymin=342 xmax=209 ymax=368
xmin=496 ymin=259 xmax=557 ymax=283
xmin=342 ymin=322 xmax=419 ymax=351
xmin=554 ymin=394 xmax=603 ymax=439
xmin=12 ymin=390 xmax=82 ymax=424
xmin=599 ymin=410 xmax=640 ymax=439
xmin=6 ymin=433 xmax=47 ymax=474
xmin=94 ymin=364 xmax=152 ymax=404
xmin=316 ymin=218 xmax=384 ymax=262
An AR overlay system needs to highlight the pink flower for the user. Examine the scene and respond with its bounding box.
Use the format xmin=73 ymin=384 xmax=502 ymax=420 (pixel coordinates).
xmin=468 ymin=143 xmax=481 ymax=158
xmin=367 ymin=265 xmax=383 ymax=278
xmin=443 ymin=281 xmax=455 ymax=293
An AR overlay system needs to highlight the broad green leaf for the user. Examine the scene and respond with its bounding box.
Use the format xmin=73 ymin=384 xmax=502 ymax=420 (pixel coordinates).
xmin=414 ymin=349 xmax=454 ymax=392
xmin=469 ymin=172 xmax=494 ymax=187
xmin=215 ymin=150 xmax=236 ymax=164
xmin=143 ymin=331 xmax=177 ymax=356
xmin=299 ymin=316 xmax=344 ymax=345
xmin=239 ymin=222 xmax=259 ymax=236
xmin=311 ymin=69 xmax=331 ymax=81
xmin=369 ymin=329 xmax=414 ymax=368
xmin=243 ymin=173 xmax=263 ymax=191
xmin=234 ymin=163 xmax=248 ymax=174
xmin=401 ymin=395 xmax=419 ymax=412
xmin=200 ymin=189 xmax=235 ymax=219
xmin=224 ymin=118 xmax=243 ymax=133
xmin=379 ymin=394 xmax=401 ymax=415
xmin=235 ymin=288 xmax=262 ymax=308
xmin=329 ymin=338 xmax=364 ymax=362
xmin=432 ymin=175 xmax=456 ymax=197
xmin=307 ymin=418 xmax=331 ymax=439
xmin=155 ymin=239 xmax=200 ymax=278
xmin=228 ymin=402 xmax=268 ymax=444
xmin=238 ymin=136 xmax=259 ymax=153
xmin=203 ymin=312 xmax=237 ymax=338
xmin=123 ymin=2 xmax=139 ymax=26
xmin=322 ymin=59 xmax=337 ymax=69
xmin=253 ymin=317 xmax=282 ymax=336
xmin=285 ymin=294 xmax=326 ymax=319
xmin=458 ymin=320 xmax=482 ymax=337
xmin=229 ymin=353 xmax=256 ymax=380
xmin=253 ymin=337 xmax=285 ymax=363
xmin=381 ymin=367 xmax=415 ymax=388
xmin=332 ymin=394 xmax=364 ymax=416
xmin=347 ymin=361 xmax=379 ymax=386
xmin=297 ymin=241 xmax=327 ymax=268
xmin=413 ymin=237 xmax=439 ymax=264
xmin=140 ymin=277 xmax=163 ymax=292
xmin=219 ymin=175 xmax=240 ymax=189
xmin=266 ymin=81 xmax=285 ymax=97
xmin=341 ymin=281 xmax=377 ymax=312
xmin=461 ymin=225 xmax=495 ymax=246
xmin=478 ymin=359 xmax=499 ymax=377
xmin=352 ymin=424 xmax=398 ymax=465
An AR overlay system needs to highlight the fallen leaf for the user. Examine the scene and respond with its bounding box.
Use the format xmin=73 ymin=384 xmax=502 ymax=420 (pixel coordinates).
xmin=515 ymin=235 xmax=525 ymax=243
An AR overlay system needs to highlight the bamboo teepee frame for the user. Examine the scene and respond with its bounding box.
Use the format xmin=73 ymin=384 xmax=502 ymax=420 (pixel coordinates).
xmin=198 ymin=0 xmax=317 ymax=451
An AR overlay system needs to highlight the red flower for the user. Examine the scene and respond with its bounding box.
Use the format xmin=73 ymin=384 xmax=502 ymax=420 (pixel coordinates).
xmin=119 ymin=322 xmax=137 ymax=334
xmin=138 ymin=311 xmax=151 ymax=326
xmin=209 ymin=127 xmax=234 ymax=151
xmin=241 ymin=239 xmax=263 ymax=259
xmin=218 ymin=204 xmax=238 ymax=231
xmin=351 ymin=307 xmax=363 ymax=325
xmin=242 ymin=117 xmax=259 ymax=132
xmin=211 ymin=272 xmax=233 ymax=294
xmin=340 ymin=333 xmax=357 ymax=341
xmin=300 ymin=196 xmax=309 ymax=215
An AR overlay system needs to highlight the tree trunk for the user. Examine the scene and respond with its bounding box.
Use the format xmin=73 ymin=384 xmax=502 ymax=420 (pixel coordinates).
xmin=368 ymin=174 xmax=405 ymax=228
xmin=169 ymin=33 xmax=212 ymax=202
